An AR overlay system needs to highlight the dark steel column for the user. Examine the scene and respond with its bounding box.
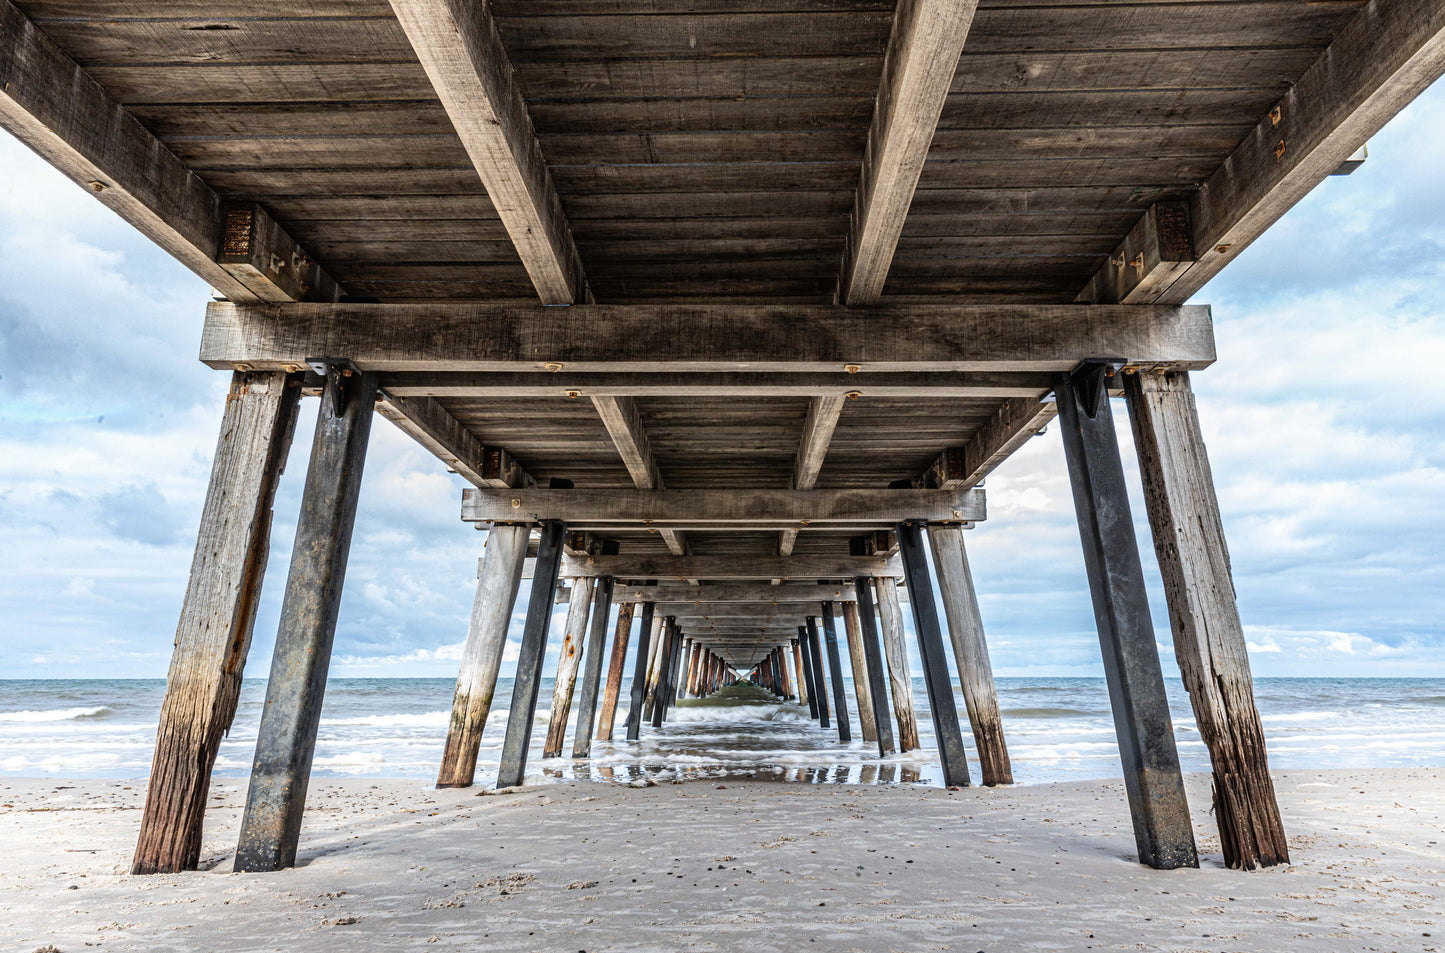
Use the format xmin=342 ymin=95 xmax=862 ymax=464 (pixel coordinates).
xmin=495 ymin=520 xmax=567 ymax=789
xmin=1056 ymin=362 xmax=1198 ymax=870
xmin=624 ymin=601 xmax=657 ymax=741
xmin=805 ymin=617 xmax=830 ymax=729
xmin=571 ymin=575 xmax=616 ymax=758
xmin=234 ymin=366 xmax=377 ymax=872
xmin=820 ymin=603 xmax=852 ymax=742
xmin=896 ymin=520 xmax=972 ymax=788
xmin=853 ymin=578 xmax=896 ymax=756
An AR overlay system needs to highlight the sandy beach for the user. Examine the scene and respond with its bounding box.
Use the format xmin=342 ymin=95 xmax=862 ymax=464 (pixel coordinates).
xmin=1 ymin=767 xmax=1441 ymax=952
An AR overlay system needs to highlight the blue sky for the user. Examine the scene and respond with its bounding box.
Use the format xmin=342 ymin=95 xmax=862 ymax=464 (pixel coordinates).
xmin=2 ymin=83 xmax=1443 ymax=681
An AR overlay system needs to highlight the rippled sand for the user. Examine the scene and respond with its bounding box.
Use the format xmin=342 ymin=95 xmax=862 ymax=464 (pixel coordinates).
xmin=2 ymin=767 xmax=1442 ymax=952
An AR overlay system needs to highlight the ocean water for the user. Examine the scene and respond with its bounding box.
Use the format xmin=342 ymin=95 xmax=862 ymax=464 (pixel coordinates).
xmin=1 ymin=677 xmax=1443 ymax=787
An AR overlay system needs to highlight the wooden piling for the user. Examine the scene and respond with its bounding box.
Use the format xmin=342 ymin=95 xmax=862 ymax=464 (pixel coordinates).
xmin=805 ymin=617 xmax=831 ymax=728
xmin=796 ymin=630 xmax=819 ymax=720
xmin=641 ymin=610 xmax=667 ymax=722
xmin=571 ymin=575 xmax=616 ymax=758
xmin=436 ymin=523 xmax=530 ymax=788
xmin=1125 ymin=368 xmax=1288 ymax=869
xmin=543 ymin=577 xmax=596 ymax=758
xmin=133 ymin=371 xmax=300 ymax=875
xmin=664 ymin=624 xmax=686 ymax=715
xmin=840 ymin=601 xmax=878 ymax=744
xmin=897 ymin=521 xmax=971 ymax=788
xmin=820 ymin=604 xmax=852 ymax=742
xmin=496 ymin=520 xmax=568 ymax=789
xmin=792 ymin=639 xmax=809 ymax=708
xmin=233 ymin=366 xmax=376 ymax=872
xmin=852 ymin=581 xmax=896 ymax=755
xmin=596 ymin=601 xmax=635 ymax=742
xmin=685 ymin=640 xmax=702 ymax=697
xmin=651 ymin=618 xmax=679 ymax=728
xmin=624 ymin=601 xmax=657 ymax=741
xmin=874 ymin=577 xmax=921 ymax=752
xmin=1057 ymin=364 xmax=1198 ymax=870
xmin=928 ymin=524 xmax=1012 ymax=785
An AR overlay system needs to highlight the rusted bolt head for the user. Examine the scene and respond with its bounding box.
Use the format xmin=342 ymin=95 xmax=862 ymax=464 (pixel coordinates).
xmin=510 ymin=498 xmax=521 ymax=508
xmin=844 ymin=364 xmax=861 ymax=374
xmin=565 ymin=390 xmax=581 ymax=399
xmin=543 ymin=362 xmax=564 ymax=373
xmin=844 ymin=391 xmax=862 ymax=400
xmin=88 ymin=181 xmax=108 ymax=192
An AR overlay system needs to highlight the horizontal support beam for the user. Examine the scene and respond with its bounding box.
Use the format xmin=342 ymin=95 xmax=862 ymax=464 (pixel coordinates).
xmin=921 ymin=397 xmax=1058 ymax=491
xmin=0 ymin=3 xmax=338 ymax=304
xmin=612 ymin=583 xmax=858 ymax=604
xmin=532 ymin=554 xmax=903 ymax=581
xmin=201 ymin=302 xmax=1215 ymax=373
xmin=462 ymin=487 xmax=985 ymax=527
xmin=659 ymin=602 xmax=844 ymax=616
xmin=379 ymin=371 xmax=1052 ymax=400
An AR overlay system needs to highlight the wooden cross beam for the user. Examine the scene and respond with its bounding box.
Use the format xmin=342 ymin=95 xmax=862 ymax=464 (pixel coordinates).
xmin=461 ymin=487 xmax=985 ymax=528
xmin=838 ymin=0 xmax=980 ymax=304
xmin=920 ymin=397 xmax=1058 ymax=491
xmin=530 ymin=554 xmax=903 ymax=581
xmin=377 ymin=370 xmax=1052 ymax=399
xmin=387 ymin=0 xmax=589 ymax=305
xmin=0 ymin=2 xmax=339 ymax=304
xmin=0 ymin=1 xmax=498 ymax=496
xmin=590 ymin=396 xmax=687 ymax=556
xmin=780 ymin=396 xmax=846 ymax=556
xmin=201 ymin=302 xmax=1216 ymax=373
xmin=1077 ymin=0 xmax=1445 ymax=305
xmin=612 ymin=583 xmax=859 ymax=604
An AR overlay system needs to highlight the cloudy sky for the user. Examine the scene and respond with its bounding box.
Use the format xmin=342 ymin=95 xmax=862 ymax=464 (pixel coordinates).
xmin=2 ymin=83 xmax=1443 ymax=682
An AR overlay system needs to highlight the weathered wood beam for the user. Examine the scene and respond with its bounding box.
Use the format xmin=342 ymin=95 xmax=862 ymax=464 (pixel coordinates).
xmin=921 ymin=397 xmax=1058 ymax=491
xmin=461 ymin=487 xmax=985 ymax=527
xmin=201 ymin=302 xmax=1217 ymax=373
xmin=387 ymin=0 xmax=588 ymax=305
xmin=1124 ymin=368 xmax=1288 ymax=870
xmin=838 ymin=0 xmax=980 ymax=304
xmin=661 ymin=603 xmax=830 ymax=617
xmin=614 ymin=583 xmax=858 ymax=604
xmin=780 ymin=396 xmax=846 ymax=556
xmin=1076 ymin=202 xmax=1195 ymax=305
xmin=0 ymin=2 xmax=338 ymax=304
xmin=590 ymin=396 xmax=686 ymax=556
xmin=378 ymin=370 xmax=1052 ymax=400
xmin=132 ymin=371 xmax=300 ymax=874
xmin=1088 ymin=0 xmax=1445 ymax=304
xmin=534 ymin=553 xmax=902 ymax=581
xmin=377 ymin=393 xmax=533 ymax=491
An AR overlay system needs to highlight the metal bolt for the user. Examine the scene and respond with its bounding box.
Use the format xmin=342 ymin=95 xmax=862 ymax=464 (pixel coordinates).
xmin=844 ymin=364 xmax=861 ymax=374
xmin=543 ymin=362 xmax=564 ymax=373
xmin=88 ymin=181 xmax=108 ymax=192
xmin=510 ymin=498 xmax=521 ymax=508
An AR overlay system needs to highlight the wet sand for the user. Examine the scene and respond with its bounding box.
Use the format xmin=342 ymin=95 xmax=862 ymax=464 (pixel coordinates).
xmin=1 ymin=767 xmax=1442 ymax=952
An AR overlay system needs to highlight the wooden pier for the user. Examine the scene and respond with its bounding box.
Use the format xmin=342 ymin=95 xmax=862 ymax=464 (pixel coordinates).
xmin=4 ymin=0 xmax=1437 ymax=878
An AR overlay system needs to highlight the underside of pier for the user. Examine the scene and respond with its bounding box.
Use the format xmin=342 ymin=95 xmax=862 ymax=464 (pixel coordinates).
xmin=5 ymin=0 xmax=1440 ymax=880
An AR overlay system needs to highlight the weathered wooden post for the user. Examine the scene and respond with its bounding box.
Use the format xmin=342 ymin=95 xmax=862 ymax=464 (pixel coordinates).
xmin=840 ymin=601 xmax=878 ymax=744
xmin=798 ymin=631 xmax=820 ymax=719
xmin=624 ymin=601 xmax=657 ymax=741
xmin=543 ymin=577 xmax=596 ymax=758
xmin=874 ymin=576 xmax=920 ymax=751
xmin=664 ymin=624 xmax=686 ymax=715
xmin=233 ymin=366 xmax=376 ymax=872
xmin=652 ymin=618 xmax=681 ymax=728
xmin=1056 ymin=362 xmax=1198 ymax=870
xmin=820 ymin=603 xmax=852 ymax=742
xmin=852 ymin=580 xmax=896 ymax=755
xmin=927 ymin=525 xmax=1012 ymax=785
xmin=571 ymin=575 xmax=617 ymax=758
xmin=436 ymin=523 xmax=531 ymax=787
xmin=596 ymin=601 xmax=635 ymax=742
xmin=805 ymin=617 xmax=831 ymax=728
xmin=495 ymin=520 xmax=568 ymax=789
xmin=134 ymin=371 xmax=300 ymax=875
xmin=897 ymin=521 xmax=972 ymax=788
xmin=792 ymin=639 xmax=809 ymax=708
xmin=685 ymin=640 xmax=702 ymax=697
xmin=1124 ymin=368 xmax=1288 ymax=869
xmin=776 ymin=646 xmax=793 ymax=699
xmin=641 ymin=610 xmax=666 ymax=722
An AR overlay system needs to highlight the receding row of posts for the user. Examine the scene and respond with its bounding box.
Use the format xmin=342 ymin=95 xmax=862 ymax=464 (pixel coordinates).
xmin=131 ymin=361 xmax=1286 ymax=877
